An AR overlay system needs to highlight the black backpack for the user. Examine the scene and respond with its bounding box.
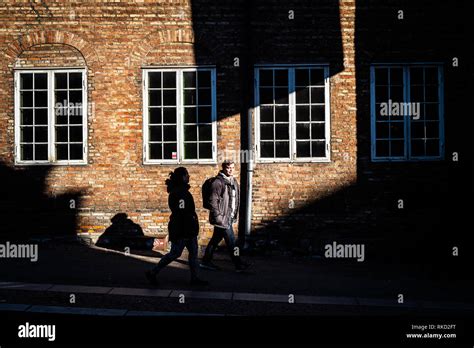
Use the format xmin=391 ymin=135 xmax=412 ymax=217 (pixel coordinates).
xmin=202 ymin=177 xmax=217 ymax=210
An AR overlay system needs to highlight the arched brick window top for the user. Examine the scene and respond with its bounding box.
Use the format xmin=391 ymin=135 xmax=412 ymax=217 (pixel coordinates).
xmin=15 ymin=44 xmax=87 ymax=69
xmin=3 ymin=30 xmax=100 ymax=69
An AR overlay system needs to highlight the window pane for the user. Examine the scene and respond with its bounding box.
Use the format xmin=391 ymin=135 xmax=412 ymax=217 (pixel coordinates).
xmin=274 ymin=70 xmax=288 ymax=87
xmin=425 ymin=122 xmax=439 ymax=138
xmin=275 ymin=106 xmax=289 ymax=122
xmin=390 ymin=86 xmax=403 ymax=103
xmin=69 ymin=109 xmax=83 ymax=124
xmin=35 ymin=109 xmax=48 ymax=125
xmin=260 ymin=124 xmax=273 ymax=140
xmin=311 ymin=87 xmax=324 ymax=103
xmin=310 ymin=69 xmax=325 ymax=86
xmin=20 ymin=74 xmax=33 ymax=89
xmin=391 ymin=140 xmax=404 ymax=157
xmin=184 ymin=89 xmax=196 ymax=105
xmin=56 ymin=108 xmax=68 ymax=124
xmin=296 ymin=123 xmax=310 ymax=139
xmin=259 ymin=70 xmax=273 ymax=86
xmin=69 ymin=73 xmax=82 ymax=89
xmin=311 ymin=105 xmax=325 ymax=121
xmin=70 ymin=126 xmax=83 ymax=142
xmin=21 ymin=91 xmax=33 ymax=107
xmin=312 ymin=141 xmax=325 ymax=157
xmin=390 ymin=68 xmax=403 ymax=85
xmin=149 ymin=143 xmax=162 ymax=160
xmin=163 ymin=125 xmax=177 ymax=141
xmin=411 ymin=139 xmax=425 ymax=157
xmin=184 ymin=125 xmax=197 ymax=141
xmin=410 ymin=86 xmax=424 ymax=103
xmin=425 ymin=68 xmax=438 ymax=85
xmin=198 ymin=125 xmax=212 ymax=141
xmin=35 ymin=144 xmax=48 ymax=160
xmin=295 ymin=69 xmax=309 ymax=87
xmin=260 ymin=106 xmax=273 ymax=122
xmin=35 ymin=127 xmax=48 ymax=142
xmin=260 ymin=142 xmax=274 ymax=158
xmin=149 ymin=91 xmax=161 ymax=106
xmin=275 ymin=141 xmax=289 ymax=158
xmin=163 ymin=72 xmax=176 ymax=88
xmin=21 ymin=109 xmax=33 ymax=125
xmin=70 ymin=144 xmax=83 ymax=160
xmin=199 ymin=143 xmax=212 ymax=159
xmin=295 ymin=87 xmax=309 ymax=104
xmin=149 ymin=108 xmax=162 ymax=124
xmin=149 ymin=126 xmax=162 ymax=141
xmin=34 ymin=91 xmax=47 ymax=107
xmin=259 ymin=88 xmax=273 ymax=105
xmin=184 ymin=107 xmax=196 ymax=123
xmin=149 ymin=72 xmax=162 ymax=88
xmin=55 ymin=91 xmax=68 ymax=105
xmin=375 ymin=68 xmax=388 ymax=85
xmin=21 ymin=127 xmax=33 ymax=142
xmin=311 ymin=123 xmax=325 ymax=139
xmin=375 ymin=86 xmax=388 ymax=103
xmin=296 ymin=106 xmax=309 ymax=121
xmin=21 ymin=144 xmax=33 ymax=161
xmin=56 ymin=144 xmax=68 ymax=160
xmin=184 ymin=142 xmax=197 ymax=159
xmin=275 ymin=124 xmax=289 ymax=140
xmin=425 ymin=103 xmax=439 ymax=120
xmin=34 ymin=73 xmax=48 ymax=89
xmin=425 ymin=86 xmax=438 ymax=102
xmin=376 ymin=122 xmax=389 ymax=139
xmin=69 ymin=90 xmax=82 ymax=104
xmin=55 ymin=73 xmax=68 ymax=89
xmin=410 ymin=68 xmax=424 ymax=85
xmin=163 ymin=107 xmax=176 ymax=124
xmin=426 ymin=139 xmax=439 ymax=156
xmin=198 ymin=88 xmax=211 ymax=105
xmin=163 ymin=90 xmax=176 ymax=106
xmin=163 ymin=143 xmax=177 ymax=160
xmin=390 ymin=122 xmax=404 ymax=139
xmin=198 ymin=71 xmax=211 ymax=87
xmin=297 ymin=141 xmax=311 ymax=157
xmin=411 ymin=122 xmax=424 ymax=139
xmin=183 ymin=71 xmax=196 ymax=88
xmin=56 ymin=126 xmax=68 ymax=142
xmin=375 ymin=140 xmax=389 ymax=157
xmin=198 ymin=106 xmax=212 ymax=123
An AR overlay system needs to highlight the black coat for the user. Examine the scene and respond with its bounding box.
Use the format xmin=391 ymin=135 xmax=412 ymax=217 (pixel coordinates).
xmin=167 ymin=185 xmax=199 ymax=242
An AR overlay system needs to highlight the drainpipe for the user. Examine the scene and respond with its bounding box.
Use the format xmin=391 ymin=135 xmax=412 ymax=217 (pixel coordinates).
xmin=238 ymin=0 xmax=254 ymax=249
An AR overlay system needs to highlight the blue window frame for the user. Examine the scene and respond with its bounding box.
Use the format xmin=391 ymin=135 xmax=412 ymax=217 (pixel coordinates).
xmin=370 ymin=64 xmax=445 ymax=162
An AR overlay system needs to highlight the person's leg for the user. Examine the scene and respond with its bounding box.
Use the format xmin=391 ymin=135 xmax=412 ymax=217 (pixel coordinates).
xmin=185 ymin=238 xmax=208 ymax=285
xmin=150 ymin=240 xmax=185 ymax=274
xmin=202 ymin=226 xmax=224 ymax=263
xmin=221 ymin=225 xmax=241 ymax=266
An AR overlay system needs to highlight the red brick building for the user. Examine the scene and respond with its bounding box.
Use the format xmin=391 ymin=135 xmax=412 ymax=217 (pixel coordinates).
xmin=0 ymin=1 xmax=470 ymax=259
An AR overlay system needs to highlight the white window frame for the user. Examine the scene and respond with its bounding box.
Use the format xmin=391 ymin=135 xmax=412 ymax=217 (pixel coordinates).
xmin=142 ymin=67 xmax=217 ymax=165
xmin=254 ymin=64 xmax=331 ymax=163
xmin=370 ymin=63 xmax=445 ymax=162
xmin=14 ymin=68 xmax=88 ymax=165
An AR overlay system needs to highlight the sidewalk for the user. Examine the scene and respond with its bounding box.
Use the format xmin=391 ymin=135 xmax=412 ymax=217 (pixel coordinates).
xmin=0 ymin=240 xmax=472 ymax=305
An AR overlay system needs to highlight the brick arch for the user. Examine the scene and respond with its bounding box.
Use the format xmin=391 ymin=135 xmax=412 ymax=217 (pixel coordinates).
xmin=2 ymin=30 xmax=100 ymax=68
xmin=128 ymin=27 xmax=217 ymax=67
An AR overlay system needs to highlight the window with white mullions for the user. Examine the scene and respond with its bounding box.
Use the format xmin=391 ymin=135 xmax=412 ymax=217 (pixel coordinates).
xmin=15 ymin=69 xmax=87 ymax=165
xmin=255 ymin=65 xmax=330 ymax=162
xmin=143 ymin=68 xmax=216 ymax=164
xmin=371 ymin=64 xmax=444 ymax=161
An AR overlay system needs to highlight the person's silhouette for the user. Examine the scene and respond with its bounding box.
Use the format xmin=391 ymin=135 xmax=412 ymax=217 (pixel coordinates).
xmin=145 ymin=167 xmax=208 ymax=287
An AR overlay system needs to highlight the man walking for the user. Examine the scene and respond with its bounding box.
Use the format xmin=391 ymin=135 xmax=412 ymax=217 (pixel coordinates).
xmin=200 ymin=160 xmax=250 ymax=272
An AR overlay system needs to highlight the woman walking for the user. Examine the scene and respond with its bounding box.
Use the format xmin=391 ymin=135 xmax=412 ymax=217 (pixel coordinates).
xmin=145 ymin=167 xmax=208 ymax=286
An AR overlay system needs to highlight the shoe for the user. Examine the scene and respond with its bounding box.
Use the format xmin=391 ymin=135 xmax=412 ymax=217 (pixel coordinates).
xmin=190 ymin=278 xmax=209 ymax=286
xmin=145 ymin=270 xmax=158 ymax=286
xmin=199 ymin=261 xmax=221 ymax=271
xmin=235 ymin=261 xmax=251 ymax=272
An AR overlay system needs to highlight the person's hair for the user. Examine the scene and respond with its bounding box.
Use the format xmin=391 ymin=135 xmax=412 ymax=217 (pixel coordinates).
xmin=165 ymin=167 xmax=190 ymax=193
xmin=222 ymin=160 xmax=234 ymax=169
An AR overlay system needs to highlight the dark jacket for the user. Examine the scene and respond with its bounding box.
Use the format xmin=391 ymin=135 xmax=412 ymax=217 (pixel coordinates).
xmin=209 ymin=173 xmax=240 ymax=228
xmin=168 ymin=185 xmax=199 ymax=242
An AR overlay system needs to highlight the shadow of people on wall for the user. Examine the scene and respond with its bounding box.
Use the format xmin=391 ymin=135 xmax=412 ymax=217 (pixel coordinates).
xmin=96 ymin=213 xmax=154 ymax=250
